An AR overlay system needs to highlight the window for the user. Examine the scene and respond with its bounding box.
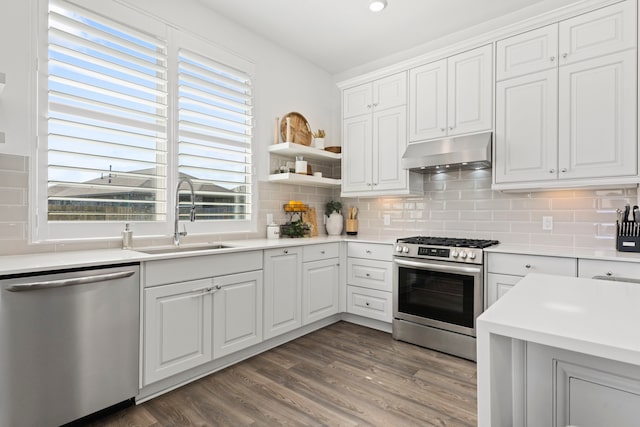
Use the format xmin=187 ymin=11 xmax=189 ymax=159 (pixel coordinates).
xmin=36 ymin=0 xmax=254 ymax=241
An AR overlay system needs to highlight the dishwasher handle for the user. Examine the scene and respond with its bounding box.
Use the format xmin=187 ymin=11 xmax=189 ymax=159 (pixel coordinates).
xmin=5 ymin=270 xmax=136 ymax=292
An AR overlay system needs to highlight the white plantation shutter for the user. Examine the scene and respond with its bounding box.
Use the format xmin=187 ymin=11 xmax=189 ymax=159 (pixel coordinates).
xmin=177 ymin=48 xmax=253 ymax=221
xmin=46 ymin=0 xmax=168 ymax=221
xmin=38 ymin=0 xmax=256 ymax=240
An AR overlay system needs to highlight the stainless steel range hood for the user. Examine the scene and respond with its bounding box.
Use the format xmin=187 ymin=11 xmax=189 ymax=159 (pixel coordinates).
xmin=401 ymin=132 xmax=492 ymax=173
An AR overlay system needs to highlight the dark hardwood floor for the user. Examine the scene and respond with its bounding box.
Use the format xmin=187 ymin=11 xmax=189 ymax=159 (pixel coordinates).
xmin=90 ymin=321 xmax=477 ymax=426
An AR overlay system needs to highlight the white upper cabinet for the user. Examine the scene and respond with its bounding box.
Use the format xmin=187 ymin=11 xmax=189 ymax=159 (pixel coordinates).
xmin=447 ymin=45 xmax=494 ymax=136
xmin=496 ymin=24 xmax=558 ymax=80
xmin=409 ymin=44 xmax=493 ymax=142
xmin=558 ymin=50 xmax=637 ymax=180
xmin=408 ymin=59 xmax=447 ymax=141
xmin=342 ymin=72 xmax=422 ymax=197
xmin=495 ymin=69 xmax=559 ymax=183
xmin=343 ymin=73 xmax=406 ymax=119
xmin=494 ymin=0 xmax=637 ymax=188
xmin=559 ymin=1 xmax=636 ymax=65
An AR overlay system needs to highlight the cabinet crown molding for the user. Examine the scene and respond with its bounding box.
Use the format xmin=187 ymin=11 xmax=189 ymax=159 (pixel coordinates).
xmin=336 ymin=0 xmax=622 ymax=89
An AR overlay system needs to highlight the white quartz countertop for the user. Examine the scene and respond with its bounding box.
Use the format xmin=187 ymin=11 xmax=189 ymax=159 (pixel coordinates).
xmin=477 ymin=273 xmax=640 ymax=366
xmin=0 ymin=235 xmax=393 ymax=276
xmin=485 ymin=243 xmax=640 ymax=263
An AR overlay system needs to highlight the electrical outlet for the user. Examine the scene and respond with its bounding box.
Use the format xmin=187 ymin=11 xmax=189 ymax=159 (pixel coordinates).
xmin=542 ymin=216 xmax=553 ymax=230
xmin=383 ymin=214 xmax=391 ymax=226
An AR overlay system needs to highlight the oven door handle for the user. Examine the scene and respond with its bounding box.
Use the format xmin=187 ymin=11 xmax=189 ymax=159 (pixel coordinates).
xmin=393 ymin=258 xmax=481 ymax=275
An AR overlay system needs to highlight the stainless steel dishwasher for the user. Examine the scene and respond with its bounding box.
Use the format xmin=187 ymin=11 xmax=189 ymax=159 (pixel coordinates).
xmin=0 ymin=263 xmax=140 ymax=427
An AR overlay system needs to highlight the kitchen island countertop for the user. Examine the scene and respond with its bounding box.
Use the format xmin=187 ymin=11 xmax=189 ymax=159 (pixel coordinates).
xmin=476 ymin=273 xmax=640 ymax=426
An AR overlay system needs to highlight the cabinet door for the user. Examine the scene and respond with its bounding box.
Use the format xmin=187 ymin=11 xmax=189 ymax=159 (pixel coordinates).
xmin=447 ymin=44 xmax=493 ymax=136
xmin=302 ymin=258 xmax=340 ymax=325
xmin=213 ymin=270 xmax=263 ymax=359
xmin=558 ymin=50 xmax=637 ymax=180
xmin=342 ymin=114 xmax=373 ymax=193
xmin=496 ymin=24 xmax=558 ymax=81
xmin=144 ymin=279 xmax=213 ymax=385
xmin=263 ymin=247 xmax=302 ymax=339
xmin=343 ymin=83 xmax=372 ymax=119
xmin=495 ymin=69 xmax=558 ymax=183
xmin=486 ymin=273 xmax=521 ymax=308
xmin=559 ymin=1 xmax=637 ymax=66
xmin=372 ymin=105 xmax=408 ymax=192
xmin=408 ymin=59 xmax=447 ymax=141
xmin=373 ymin=72 xmax=407 ymax=111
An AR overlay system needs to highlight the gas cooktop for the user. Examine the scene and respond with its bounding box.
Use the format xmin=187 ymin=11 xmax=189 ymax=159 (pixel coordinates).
xmin=394 ymin=236 xmax=500 ymax=264
xmin=396 ymin=236 xmax=500 ymax=249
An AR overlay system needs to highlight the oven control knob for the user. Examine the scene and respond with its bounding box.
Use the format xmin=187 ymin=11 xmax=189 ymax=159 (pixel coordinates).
xmin=395 ymin=245 xmax=402 ymax=253
xmin=469 ymin=252 xmax=477 ymax=260
xmin=402 ymin=246 xmax=409 ymax=253
xmin=451 ymin=250 xmax=459 ymax=257
xmin=460 ymin=251 xmax=467 ymax=259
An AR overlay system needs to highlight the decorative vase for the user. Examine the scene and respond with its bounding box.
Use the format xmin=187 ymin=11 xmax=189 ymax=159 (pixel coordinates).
xmin=326 ymin=212 xmax=343 ymax=235
xmin=314 ymin=137 xmax=325 ymax=150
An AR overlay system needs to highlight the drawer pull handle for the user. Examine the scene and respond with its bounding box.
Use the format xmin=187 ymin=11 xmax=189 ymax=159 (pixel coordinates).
xmin=525 ymin=264 xmax=531 ymax=269
xmin=366 ymin=250 xmax=372 ymax=254
xmin=321 ymin=250 xmax=325 ymax=254
xmin=365 ymin=302 xmax=370 ymax=306
xmin=283 ymin=249 xmax=288 ymax=254
xmin=606 ymin=271 xmax=613 ymax=276
xmin=365 ymin=273 xmax=371 ymax=277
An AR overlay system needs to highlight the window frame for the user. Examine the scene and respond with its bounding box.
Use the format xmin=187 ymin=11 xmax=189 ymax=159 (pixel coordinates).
xmin=33 ymin=0 xmax=257 ymax=243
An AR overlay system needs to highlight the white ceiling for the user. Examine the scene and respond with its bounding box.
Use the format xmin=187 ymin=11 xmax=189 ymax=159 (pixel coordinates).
xmin=196 ymin=0 xmax=581 ymax=75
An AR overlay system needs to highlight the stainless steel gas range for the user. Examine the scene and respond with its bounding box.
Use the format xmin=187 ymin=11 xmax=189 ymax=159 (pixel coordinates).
xmin=392 ymin=236 xmax=499 ymax=361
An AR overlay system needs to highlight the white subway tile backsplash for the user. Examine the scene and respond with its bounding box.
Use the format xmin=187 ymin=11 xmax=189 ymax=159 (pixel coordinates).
xmin=0 ymin=151 xmax=634 ymax=253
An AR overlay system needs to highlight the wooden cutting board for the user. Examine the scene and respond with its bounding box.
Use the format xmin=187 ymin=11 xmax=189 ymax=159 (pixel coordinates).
xmin=302 ymin=207 xmax=318 ymax=236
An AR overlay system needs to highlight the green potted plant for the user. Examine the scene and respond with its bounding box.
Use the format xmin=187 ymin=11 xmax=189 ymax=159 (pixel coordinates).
xmin=325 ymin=200 xmax=343 ymax=235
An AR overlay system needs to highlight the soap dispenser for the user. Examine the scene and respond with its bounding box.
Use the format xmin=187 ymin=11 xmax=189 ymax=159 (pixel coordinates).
xmin=122 ymin=223 xmax=133 ymax=249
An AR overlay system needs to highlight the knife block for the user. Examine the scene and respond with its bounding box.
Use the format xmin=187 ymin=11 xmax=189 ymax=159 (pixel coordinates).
xmin=616 ymin=221 xmax=640 ymax=252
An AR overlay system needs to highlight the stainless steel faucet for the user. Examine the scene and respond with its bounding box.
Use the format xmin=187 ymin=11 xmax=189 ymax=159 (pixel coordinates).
xmin=174 ymin=177 xmax=196 ymax=246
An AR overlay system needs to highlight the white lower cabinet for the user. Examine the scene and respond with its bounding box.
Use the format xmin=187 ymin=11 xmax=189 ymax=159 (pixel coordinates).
xmin=578 ymin=258 xmax=640 ymax=281
xmin=486 ymin=252 xmax=577 ymax=307
xmin=144 ymin=278 xmax=214 ymax=385
xmin=526 ymin=343 xmax=640 ymax=427
xmin=213 ymin=270 xmax=263 ymax=359
xmin=142 ymin=252 xmax=264 ymax=386
xmin=263 ymin=247 xmax=302 ymax=339
xmin=302 ymin=258 xmax=340 ymax=324
xmin=486 ymin=273 xmax=521 ymax=306
xmin=346 ymin=286 xmax=392 ymax=322
xmin=346 ymin=242 xmax=393 ymax=323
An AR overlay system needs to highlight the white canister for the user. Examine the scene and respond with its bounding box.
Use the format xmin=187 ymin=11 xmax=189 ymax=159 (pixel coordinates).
xmin=295 ymin=156 xmax=307 ymax=174
xmin=267 ymin=224 xmax=280 ymax=239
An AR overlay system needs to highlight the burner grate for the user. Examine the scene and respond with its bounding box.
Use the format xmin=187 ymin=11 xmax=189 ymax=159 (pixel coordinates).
xmin=397 ymin=236 xmax=499 ymax=249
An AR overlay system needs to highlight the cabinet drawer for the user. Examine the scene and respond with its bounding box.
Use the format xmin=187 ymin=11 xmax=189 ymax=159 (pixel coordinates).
xmin=346 ymin=285 xmax=392 ymax=323
xmin=578 ymin=259 xmax=640 ymax=281
xmin=347 ymin=258 xmax=392 ymax=292
xmin=303 ymin=243 xmax=339 ymax=262
xmin=347 ymin=242 xmax=392 ymax=261
xmin=488 ymin=253 xmax=576 ymax=277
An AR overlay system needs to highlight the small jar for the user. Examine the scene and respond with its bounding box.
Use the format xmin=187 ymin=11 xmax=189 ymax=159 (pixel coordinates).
xmin=295 ymin=156 xmax=307 ymax=174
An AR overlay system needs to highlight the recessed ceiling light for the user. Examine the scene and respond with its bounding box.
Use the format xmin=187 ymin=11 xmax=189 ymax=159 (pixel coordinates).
xmin=369 ymin=0 xmax=387 ymax=12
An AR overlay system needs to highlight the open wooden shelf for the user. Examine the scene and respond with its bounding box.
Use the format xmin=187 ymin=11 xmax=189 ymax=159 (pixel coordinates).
xmin=268 ymin=172 xmax=341 ymax=188
xmin=268 ymin=142 xmax=341 ymax=161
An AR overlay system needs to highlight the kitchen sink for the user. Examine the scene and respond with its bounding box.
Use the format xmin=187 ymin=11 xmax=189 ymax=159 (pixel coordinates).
xmin=136 ymin=244 xmax=235 ymax=255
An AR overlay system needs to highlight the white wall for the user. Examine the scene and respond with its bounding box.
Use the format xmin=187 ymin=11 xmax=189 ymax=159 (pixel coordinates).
xmin=0 ymin=1 xmax=35 ymax=156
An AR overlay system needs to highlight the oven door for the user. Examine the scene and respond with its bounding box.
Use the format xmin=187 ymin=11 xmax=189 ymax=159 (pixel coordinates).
xmin=393 ymin=257 xmax=483 ymax=336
